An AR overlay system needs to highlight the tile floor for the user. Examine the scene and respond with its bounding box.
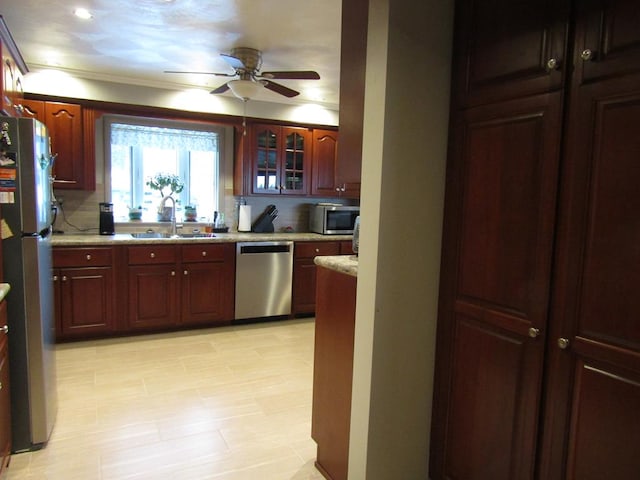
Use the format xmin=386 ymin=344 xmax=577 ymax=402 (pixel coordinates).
xmin=5 ymin=318 xmax=325 ymax=480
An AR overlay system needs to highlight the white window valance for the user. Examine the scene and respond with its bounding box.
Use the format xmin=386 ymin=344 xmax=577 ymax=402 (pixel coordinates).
xmin=110 ymin=123 xmax=218 ymax=151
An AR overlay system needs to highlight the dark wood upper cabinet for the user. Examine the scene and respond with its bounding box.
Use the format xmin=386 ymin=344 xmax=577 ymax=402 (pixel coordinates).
xmin=21 ymin=99 xmax=95 ymax=190
xmin=311 ymin=129 xmax=340 ymax=197
xmin=574 ymin=0 xmax=640 ymax=84
xmin=432 ymin=0 xmax=640 ymax=478
xmin=452 ymin=0 xmax=569 ymax=108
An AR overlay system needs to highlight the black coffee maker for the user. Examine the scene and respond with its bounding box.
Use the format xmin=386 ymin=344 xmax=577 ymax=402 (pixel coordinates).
xmin=99 ymin=202 xmax=115 ymax=235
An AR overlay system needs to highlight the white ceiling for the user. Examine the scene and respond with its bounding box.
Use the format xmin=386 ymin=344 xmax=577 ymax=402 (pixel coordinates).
xmin=1 ymin=0 xmax=342 ymax=108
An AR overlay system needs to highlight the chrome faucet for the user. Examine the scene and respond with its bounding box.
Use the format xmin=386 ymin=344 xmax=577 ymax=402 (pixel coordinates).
xmin=159 ymin=195 xmax=181 ymax=237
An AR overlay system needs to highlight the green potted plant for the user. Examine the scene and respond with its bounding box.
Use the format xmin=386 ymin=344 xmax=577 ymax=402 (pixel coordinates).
xmin=146 ymin=173 xmax=184 ymax=221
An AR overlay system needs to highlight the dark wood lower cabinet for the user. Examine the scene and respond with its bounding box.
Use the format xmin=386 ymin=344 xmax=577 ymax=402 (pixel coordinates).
xmin=292 ymin=241 xmax=340 ymax=316
xmin=53 ymin=247 xmax=116 ymax=340
xmin=311 ymin=266 xmax=357 ymax=480
xmin=128 ymin=263 xmax=179 ymax=330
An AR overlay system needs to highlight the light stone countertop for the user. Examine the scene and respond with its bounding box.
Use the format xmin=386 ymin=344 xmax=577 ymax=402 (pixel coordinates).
xmin=314 ymin=255 xmax=359 ymax=277
xmin=0 ymin=283 xmax=10 ymax=302
xmin=52 ymin=232 xmax=353 ymax=246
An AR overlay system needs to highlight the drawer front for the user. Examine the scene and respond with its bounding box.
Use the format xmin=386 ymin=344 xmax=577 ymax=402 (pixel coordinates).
xmin=295 ymin=241 xmax=340 ymax=259
xmin=53 ymin=247 xmax=113 ymax=267
xmin=181 ymin=243 xmax=233 ymax=263
xmin=128 ymin=245 xmax=176 ymax=265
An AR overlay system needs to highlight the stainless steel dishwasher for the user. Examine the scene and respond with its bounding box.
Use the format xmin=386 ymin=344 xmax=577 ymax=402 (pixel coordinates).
xmin=235 ymin=241 xmax=294 ymax=320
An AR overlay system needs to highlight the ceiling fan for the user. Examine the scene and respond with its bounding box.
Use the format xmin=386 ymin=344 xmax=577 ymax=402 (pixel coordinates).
xmin=164 ymin=47 xmax=320 ymax=100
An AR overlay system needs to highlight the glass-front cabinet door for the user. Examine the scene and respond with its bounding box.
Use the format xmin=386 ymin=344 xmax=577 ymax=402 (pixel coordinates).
xmin=251 ymin=124 xmax=311 ymax=195
xmin=253 ymin=125 xmax=280 ymax=194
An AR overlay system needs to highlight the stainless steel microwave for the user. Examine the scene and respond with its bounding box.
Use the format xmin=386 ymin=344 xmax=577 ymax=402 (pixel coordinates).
xmin=309 ymin=204 xmax=360 ymax=235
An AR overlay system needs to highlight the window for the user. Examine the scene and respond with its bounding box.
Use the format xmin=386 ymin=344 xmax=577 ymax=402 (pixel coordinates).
xmin=105 ymin=116 xmax=225 ymax=222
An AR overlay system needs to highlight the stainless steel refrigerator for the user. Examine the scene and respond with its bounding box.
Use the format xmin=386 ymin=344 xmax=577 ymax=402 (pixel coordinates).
xmin=0 ymin=116 xmax=57 ymax=452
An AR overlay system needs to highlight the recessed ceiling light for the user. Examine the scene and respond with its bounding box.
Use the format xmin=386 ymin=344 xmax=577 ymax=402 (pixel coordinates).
xmin=74 ymin=8 xmax=93 ymax=20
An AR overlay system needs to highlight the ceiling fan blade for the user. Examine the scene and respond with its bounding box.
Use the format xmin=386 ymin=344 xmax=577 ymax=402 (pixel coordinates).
xmin=260 ymin=70 xmax=320 ymax=80
xmin=262 ymin=80 xmax=300 ymax=98
xmin=210 ymin=82 xmax=230 ymax=94
xmin=164 ymin=70 xmax=235 ymax=77
xmin=220 ymin=53 xmax=246 ymax=70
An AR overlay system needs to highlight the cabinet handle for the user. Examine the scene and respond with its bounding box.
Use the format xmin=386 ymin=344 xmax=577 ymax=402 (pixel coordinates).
xmin=171 ymin=271 xmax=176 ymax=276
xmin=528 ymin=327 xmax=540 ymax=338
xmin=545 ymin=58 xmax=559 ymax=72
xmin=150 ymin=252 xmax=156 ymax=258
xmin=53 ymin=275 xmax=59 ymax=281
xmin=201 ymin=251 xmax=207 ymax=257
xmin=315 ymin=248 xmax=320 ymax=253
xmin=581 ymin=49 xmax=594 ymax=61
xmin=86 ymin=254 xmax=92 ymax=261
xmin=183 ymin=270 xmax=188 ymax=275
xmin=1 ymin=325 xmax=8 ymax=334
xmin=62 ymin=275 xmax=68 ymax=281
xmin=0 ymin=382 xmax=3 ymax=390
xmin=557 ymin=337 xmax=570 ymax=350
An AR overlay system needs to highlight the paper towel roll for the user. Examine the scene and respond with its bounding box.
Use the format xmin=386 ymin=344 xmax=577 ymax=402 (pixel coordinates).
xmin=238 ymin=205 xmax=252 ymax=232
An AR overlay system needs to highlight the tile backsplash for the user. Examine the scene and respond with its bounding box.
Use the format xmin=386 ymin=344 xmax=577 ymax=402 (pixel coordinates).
xmin=53 ymin=186 xmax=356 ymax=235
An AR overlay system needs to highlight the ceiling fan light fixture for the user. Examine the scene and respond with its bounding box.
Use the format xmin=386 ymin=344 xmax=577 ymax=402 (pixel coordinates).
xmin=228 ymin=79 xmax=262 ymax=100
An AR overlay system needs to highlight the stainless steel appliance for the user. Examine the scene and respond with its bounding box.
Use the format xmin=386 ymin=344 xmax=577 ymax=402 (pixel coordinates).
xmin=235 ymin=241 xmax=293 ymax=320
xmin=309 ymin=204 xmax=360 ymax=234
xmin=0 ymin=116 xmax=57 ymax=452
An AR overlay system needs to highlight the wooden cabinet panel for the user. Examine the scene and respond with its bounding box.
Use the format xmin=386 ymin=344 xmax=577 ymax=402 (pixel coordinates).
xmin=311 ymin=129 xmax=339 ymax=197
xmin=58 ymin=267 xmax=114 ymax=338
xmin=21 ymin=99 xmax=95 ymax=190
xmin=433 ymin=1 xmax=640 ymax=478
xmin=292 ymin=241 xmax=340 ymax=316
xmin=538 ymin=64 xmax=640 ymax=478
xmin=128 ymin=264 xmax=178 ymax=330
xmin=0 ymin=301 xmax=11 ymax=475
xmin=336 ymin=0 xmax=367 ymax=198
xmin=574 ymin=0 xmax=640 ymax=85
xmin=312 ymin=266 xmax=357 ymax=480
xmin=180 ymin=243 xmax=234 ymax=325
xmin=452 ymin=0 xmax=568 ymax=108
xmin=53 ymin=247 xmax=116 ymax=340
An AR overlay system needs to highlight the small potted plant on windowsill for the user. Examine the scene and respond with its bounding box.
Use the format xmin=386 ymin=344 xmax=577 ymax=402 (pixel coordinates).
xmin=183 ymin=205 xmax=197 ymax=222
xmin=146 ymin=173 xmax=184 ymax=221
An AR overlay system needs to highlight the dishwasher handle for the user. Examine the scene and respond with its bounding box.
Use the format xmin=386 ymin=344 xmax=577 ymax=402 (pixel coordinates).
xmin=239 ymin=244 xmax=292 ymax=254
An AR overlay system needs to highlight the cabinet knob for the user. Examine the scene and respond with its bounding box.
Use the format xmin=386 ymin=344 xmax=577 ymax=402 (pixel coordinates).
xmin=581 ymin=49 xmax=594 ymax=61
xmin=53 ymin=275 xmax=59 ymax=281
xmin=150 ymin=252 xmax=156 ymax=258
xmin=183 ymin=270 xmax=188 ymax=275
xmin=62 ymin=275 xmax=68 ymax=281
xmin=1 ymin=325 xmax=8 ymax=334
xmin=528 ymin=327 xmax=541 ymax=338
xmin=86 ymin=254 xmax=92 ymax=261
xmin=0 ymin=381 xmax=3 ymax=390
xmin=545 ymin=58 xmax=559 ymax=72
xmin=201 ymin=251 xmax=207 ymax=257
xmin=557 ymin=337 xmax=570 ymax=350
xmin=315 ymin=248 xmax=320 ymax=253
xmin=171 ymin=271 xmax=176 ymax=276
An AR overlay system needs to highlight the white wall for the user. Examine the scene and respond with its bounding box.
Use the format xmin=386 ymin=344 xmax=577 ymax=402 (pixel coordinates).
xmin=349 ymin=0 xmax=454 ymax=478
xmin=23 ymin=71 xmax=339 ymax=126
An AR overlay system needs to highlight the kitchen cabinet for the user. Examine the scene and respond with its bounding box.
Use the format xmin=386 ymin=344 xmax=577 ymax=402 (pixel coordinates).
xmin=180 ymin=243 xmax=234 ymax=326
xmin=430 ymin=1 xmax=640 ymax=479
xmin=21 ymin=99 xmax=96 ymax=190
xmin=249 ymin=123 xmax=311 ymax=195
xmin=127 ymin=244 xmax=235 ymax=331
xmin=0 ymin=300 xmax=11 ymax=475
xmin=334 ymin=0 xmax=367 ymax=199
xmin=311 ymin=129 xmax=340 ymax=197
xmin=53 ymin=247 xmax=116 ymax=340
xmin=0 ymin=16 xmax=27 ymax=117
xmin=292 ymin=241 xmax=340 ymax=316
xmin=311 ymin=265 xmax=357 ymax=480
xmin=127 ymin=245 xmax=179 ymax=330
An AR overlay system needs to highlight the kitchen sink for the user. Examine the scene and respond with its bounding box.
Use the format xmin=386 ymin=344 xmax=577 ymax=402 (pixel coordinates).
xmin=129 ymin=232 xmax=215 ymax=239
